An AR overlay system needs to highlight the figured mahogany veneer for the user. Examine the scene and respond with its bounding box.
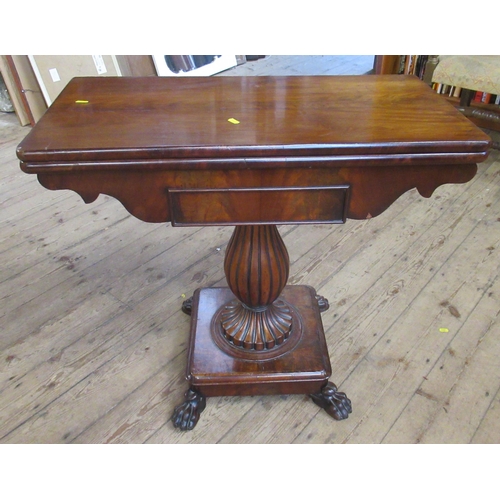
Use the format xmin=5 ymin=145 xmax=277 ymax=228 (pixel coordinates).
xmin=17 ymin=75 xmax=491 ymax=431
xmin=168 ymin=186 xmax=350 ymax=226
xmin=186 ymin=286 xmax=332 ymax=396
xmin=18 ymin=76 xmax=489 ymax=224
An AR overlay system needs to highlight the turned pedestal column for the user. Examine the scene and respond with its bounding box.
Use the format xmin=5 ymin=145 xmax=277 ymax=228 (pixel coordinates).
xmin=221 ymin=225 xmax=293 ymax=351
xmin=172 ymin=224 xmax=352 ymax=430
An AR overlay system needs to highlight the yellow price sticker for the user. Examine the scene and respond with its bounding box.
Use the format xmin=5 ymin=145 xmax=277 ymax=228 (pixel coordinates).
xmin=228 ymin=118 xmax=240 ymax=124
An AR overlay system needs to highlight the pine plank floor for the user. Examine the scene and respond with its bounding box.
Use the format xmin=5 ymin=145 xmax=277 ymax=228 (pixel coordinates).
xmin=1 ymin=56 xmax=499 ymax=444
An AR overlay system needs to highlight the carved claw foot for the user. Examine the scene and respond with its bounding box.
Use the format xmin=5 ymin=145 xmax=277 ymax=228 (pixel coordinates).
xmin=181 ymin=296 xmax=193 ymax=316
xmin=315 ymin=294 xmax=330 ymax=313
xmin=310 ymin=382 xmax=352 ymax=420
xmin=171 ymin=388 xmax=206 ymax=431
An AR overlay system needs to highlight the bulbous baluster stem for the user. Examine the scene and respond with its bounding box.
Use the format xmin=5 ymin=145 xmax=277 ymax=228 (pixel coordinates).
xmin=222 ymin=225 xmax=293 ymax=351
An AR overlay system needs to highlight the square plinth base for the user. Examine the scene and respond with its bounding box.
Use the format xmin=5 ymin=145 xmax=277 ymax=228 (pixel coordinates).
xmin=186 ymin=285 xmax=332 ymax=397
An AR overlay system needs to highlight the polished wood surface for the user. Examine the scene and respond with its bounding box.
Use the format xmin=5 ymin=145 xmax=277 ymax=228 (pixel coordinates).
xmin=16 ymin=75 xmax=491 ymax=432
xmin=17 ymin=76 xmax=491 ymax=225
xmin=168 ymin=186 xmax=349 ymax=225
xmin=186 ymin=286 xmax=331 ymax=396
xmin=23 ymin=162 xmax=480 ymax=224
xmin=222 ymin=225 xmax=291 ymax=350
xmin=17 ymin=75 xmax=489 ymax=162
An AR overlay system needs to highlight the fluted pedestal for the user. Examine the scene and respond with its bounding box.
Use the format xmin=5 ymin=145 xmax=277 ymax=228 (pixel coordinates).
xmin=222 ymin=225 xmax=292 ymax=351
xmin=172 ymin=224 xmax=352 ymax=430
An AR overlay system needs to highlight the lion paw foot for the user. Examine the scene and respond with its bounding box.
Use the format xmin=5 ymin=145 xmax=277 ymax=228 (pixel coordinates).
xmin=310 ymin=382 xmax=352 ymax=420
xmin=315 ymin=294 xmax=330 ymax=313
xmin=181 ymin=296 xmax=193 ymax=316
xmin=171 ymin=388 xmax=206 ymax=431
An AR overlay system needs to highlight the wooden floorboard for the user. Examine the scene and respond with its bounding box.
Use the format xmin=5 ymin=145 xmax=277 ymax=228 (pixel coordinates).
xmin=1 ymin=56 xmax=499 ymax=444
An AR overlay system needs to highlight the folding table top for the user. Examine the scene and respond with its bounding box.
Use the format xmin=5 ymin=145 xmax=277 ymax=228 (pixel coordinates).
xmin=17 ymin=75 xmax=491 ymax=166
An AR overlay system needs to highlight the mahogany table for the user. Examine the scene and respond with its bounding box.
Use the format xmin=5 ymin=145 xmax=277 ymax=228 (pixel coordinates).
xmin=17 ymin=75 xmax=491 ymax=431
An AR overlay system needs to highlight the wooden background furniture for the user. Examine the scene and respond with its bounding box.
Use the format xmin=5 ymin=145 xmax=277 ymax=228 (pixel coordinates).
xmin=17 ymin=75 xmax=491 ymax=430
